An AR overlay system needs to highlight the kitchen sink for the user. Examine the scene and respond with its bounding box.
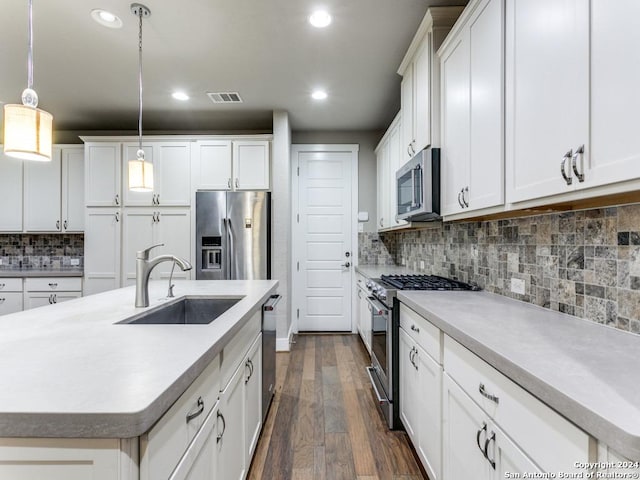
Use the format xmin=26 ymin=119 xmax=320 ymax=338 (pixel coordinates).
xmin=118 ymin=297 xmax=243 ymax=325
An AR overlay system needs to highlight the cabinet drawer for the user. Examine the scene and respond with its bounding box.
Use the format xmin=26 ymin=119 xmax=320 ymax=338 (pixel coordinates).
xmin=0 ymin=278 xmax=23 ymax=292
xmin=25 ymin=277 xmax=82 ymax=292
xmin=443 ymin=335 xmax=590 ymax=473
xmin=220 ymin=310 xmax=261 ymax=390
xmin=140 ymin=356 xmax=220 ymax=480
xmin=0 ymin=292 xmax=24 ymax=315
xmin=400 ymin=303 xmax=441 ymax=364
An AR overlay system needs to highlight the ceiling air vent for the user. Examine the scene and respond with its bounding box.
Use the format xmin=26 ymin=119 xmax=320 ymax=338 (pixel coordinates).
xmin=207 ymin=92 xmax=243 ymax=104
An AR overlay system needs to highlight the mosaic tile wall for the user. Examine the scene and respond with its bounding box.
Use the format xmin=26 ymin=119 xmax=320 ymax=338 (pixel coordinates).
xmin=359 ymin=203 xmax=640 ymax=333
xmin=0 ymin=234 xmax=84 ymax=270
xmin=358 ymin=232 xmax=395 ymax=265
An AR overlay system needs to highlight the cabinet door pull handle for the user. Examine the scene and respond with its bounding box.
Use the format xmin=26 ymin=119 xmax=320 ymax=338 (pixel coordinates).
xmin=63 ymin=220 xmax=68 ymax=230
xmin=380 ymin=218 xmax=384 ymax=227
xmin=463 ymin=186 xmax=470 ymax=208
xmin=0 ymin=298 xmax=5 ymax=304
xmin=52 ymin=294 xmax=57 ymax=304
xmin=186 ymin=397 xmax=204 ymax=423
xmin=48 ymin=282 xmax=58 ymax=289
xmin=115 ymin=212 xmax=120 ymax=222
xmin=216 ymin=411 xmax=226 ymax=443
xmin=48 ymin=294 xmax=53 ymax=304
xmin=115 ymin=194 xmax=120 ymax=206
xmin=0 ymin=283 xmax=5 ymax=289
xmin=410 ymin=324 xmax=420 ymax=333
xmin=156 ymin=194 xmax=160 ymax=205
xmin=235 ymin=178 xmax=239 ymax=189
xmin=56 ymin=220 xmax=60 ymax=230
xmin=245 ymin=360 xmax=252 ymax=383
xmin=407 ymin=145 xmax=412 ymax=157
xmin=476 ymin=422 xmax=488 ymax=458
xmin=561 ymin=150 xmax=573 ymax=185
xmin=458 ymin=190 xmax=464 ymax=208
xmin=571 ymin=145 xmax=585 ymax=182
xmin=227 ymin=178 xmax=231 ymax=189
xmin=479 ymin=383 xmax=499 ymax=404
xmin=248 ymin=358 xmax=254 ymax=378
xmin=484 ymin=430 xmax=496 ymax=469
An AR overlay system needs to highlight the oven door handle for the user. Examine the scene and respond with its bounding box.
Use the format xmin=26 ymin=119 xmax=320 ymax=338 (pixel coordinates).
xmin=366 ymin=366 xmax=388 ymax=405
xmin=365 ymin=296 xmax=387 ymax=315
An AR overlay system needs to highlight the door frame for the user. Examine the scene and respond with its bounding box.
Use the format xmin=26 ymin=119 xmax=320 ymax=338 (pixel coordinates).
xmin=291 ymin=144 xmax=359 ymax=334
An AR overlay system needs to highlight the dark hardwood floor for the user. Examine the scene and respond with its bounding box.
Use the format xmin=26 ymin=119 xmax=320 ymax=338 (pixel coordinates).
xmin=248 ymin=334 xmax=426 ymax=480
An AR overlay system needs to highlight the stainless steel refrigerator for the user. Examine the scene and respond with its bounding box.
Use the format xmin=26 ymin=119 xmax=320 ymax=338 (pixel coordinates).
xmin=195 ymin=191 xmax=270 ymax=280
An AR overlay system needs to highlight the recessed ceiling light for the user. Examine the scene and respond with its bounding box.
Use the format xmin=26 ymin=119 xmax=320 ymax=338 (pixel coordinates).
xmin=312 ymin=90 xmax=328 ymax=100
xmin=171 ymin=91 xmax=190 ymax=101
xmin=91 ymin=9 xmax=123 ymax=28
xmin=309 ymin=10 xmax=332 ymax=28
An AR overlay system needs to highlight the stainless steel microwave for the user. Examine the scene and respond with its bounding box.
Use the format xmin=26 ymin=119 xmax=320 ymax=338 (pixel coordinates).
xmin=396 ymin=147 xmax=440 ymax=221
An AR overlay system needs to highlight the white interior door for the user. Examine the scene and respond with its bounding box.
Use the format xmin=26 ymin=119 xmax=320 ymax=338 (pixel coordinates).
xmin=293 ymin=145 xmax=358 ymax=332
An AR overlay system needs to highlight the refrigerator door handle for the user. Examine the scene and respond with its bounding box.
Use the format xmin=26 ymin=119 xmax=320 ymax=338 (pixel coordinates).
xmin=227 ymin=218 xmax=234 ymax=279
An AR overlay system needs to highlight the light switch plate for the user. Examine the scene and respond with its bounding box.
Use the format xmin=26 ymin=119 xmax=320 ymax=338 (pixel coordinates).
xmin=420 ymin=260 xmax=425 ymax=270
xmin=511 ymin=278 xmax=525 ymax=295
xmin=358 ymin=223 xmax=364 ymax=232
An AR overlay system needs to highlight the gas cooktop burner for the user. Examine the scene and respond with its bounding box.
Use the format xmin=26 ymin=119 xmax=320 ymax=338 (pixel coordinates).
xmin=379 ymin=274 xmax=481 ymax=291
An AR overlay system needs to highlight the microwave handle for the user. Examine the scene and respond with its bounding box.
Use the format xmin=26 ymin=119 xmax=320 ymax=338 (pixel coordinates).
xmin=412 ymin=165 xmax=422 ymax=208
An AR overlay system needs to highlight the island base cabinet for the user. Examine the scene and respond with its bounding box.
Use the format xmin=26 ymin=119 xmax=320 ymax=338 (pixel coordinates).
xmin=442 ymin=374 xmax=540 ymax=480
xmin=218 ymin=358 xmax=247 ymax=480
xmin=0 ymin=438 xmax=137 ymax=480
xmin=244 ymin=334 xmax=263 ymax=462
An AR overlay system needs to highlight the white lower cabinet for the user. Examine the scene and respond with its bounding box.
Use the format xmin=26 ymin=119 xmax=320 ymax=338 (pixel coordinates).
xmin=244 ymin=334 xmax=263 ymax=461
xmin=218 ymin=354 xmax=247 ymax=480
xmin=357 ymin=285 xmax=372 ymax=353
xmin=0 ymin=279 xmax=24 ymax=315
xmin=399 ymin=313 xmax=442 ymax=480
xmin=442 ymin=374 xmax=539 ymax=479
xmin=23 ymin=277 xmax=82 ymax=310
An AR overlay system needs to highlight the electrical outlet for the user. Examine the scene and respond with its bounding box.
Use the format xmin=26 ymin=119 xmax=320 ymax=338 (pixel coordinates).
xmin=0 ymin=259 xmax=3 ymax=265
xmin=511 ymin=278 xmax=525 ymax=295
xmin=70 ymin=258 xmax=80 ymax=266
xmin=401 ymin=257 xmax=406 ymax=266
xmin=420 ymin=260 xmax=425 ymax=270
xmin=358 ymin=223 xmax=364 ymax=233
xmin=413 ymin=261 xmax=417 ymax=271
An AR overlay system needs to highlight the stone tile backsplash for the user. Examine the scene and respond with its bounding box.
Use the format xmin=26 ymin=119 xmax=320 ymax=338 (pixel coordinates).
xmin=359 ymin=204 xmax=640 ymax=334
xmin=0 ymin=234 xmax=84 ymax=270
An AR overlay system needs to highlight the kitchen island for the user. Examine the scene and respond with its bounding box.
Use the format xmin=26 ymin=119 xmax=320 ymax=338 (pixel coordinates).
xmin=0 ymin=279 xmax=278 ymax=479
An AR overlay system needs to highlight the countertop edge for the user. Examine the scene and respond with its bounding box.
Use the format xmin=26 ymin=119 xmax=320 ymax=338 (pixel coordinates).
xmin=0 ymin=282 xmax=278 ymax=439
xmin=0 ymin=270 xmax=84 ymax=278
xmin=397 ymin=291 xmax=640 ymax=461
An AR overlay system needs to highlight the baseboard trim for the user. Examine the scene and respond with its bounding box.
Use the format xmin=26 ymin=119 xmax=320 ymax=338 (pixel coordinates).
xmin=276 ymin=322 xmax=295 ymax=352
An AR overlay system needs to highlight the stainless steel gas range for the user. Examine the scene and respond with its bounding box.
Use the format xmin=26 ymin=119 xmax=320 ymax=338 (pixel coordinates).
xmin=365 ymin=274 xmax=480 ymax=429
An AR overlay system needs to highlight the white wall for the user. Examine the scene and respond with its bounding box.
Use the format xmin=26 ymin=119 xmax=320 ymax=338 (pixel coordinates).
xmin=290 ymin=131 xmax=382 ymax=234
xmin=272 ymin=112 xmax=293 ymax=350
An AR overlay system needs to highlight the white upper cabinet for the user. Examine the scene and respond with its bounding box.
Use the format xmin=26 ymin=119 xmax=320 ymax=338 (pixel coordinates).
xmin=123 ymin=141 xmax=191 ymax=206
xmin=232 ymin=141 xmax=270 ymax=190
xmin=376 ymin=113 xmax=406 ymax=232
xmin=398 ymin=7 xmax=465 ymax=159
xmin=0 ymin=151 xmax=24 ymax=232
xmin=83 ymin=208 xmax=121 ymax=296
xmin=24 ymin=146 xmax=85 ymax=232
xmin=586 ymin=0 xmax=640 ymax=189
xmin=192 ymin=141 xmax=233 ymax=190
xmin=61 ymin=147 xmax=85 ymax=232
xmin=85 ymin=142 xmax=122 ymax=207
xmin=505 ymin=0 xmax=589 ymax=203
xmin=193 ymin=140 xmax=270 ymax=191
xmin=387 ymin=120 xmax=407 ymax=228
xmin=440 ymin=0 xmax=504 ymax=217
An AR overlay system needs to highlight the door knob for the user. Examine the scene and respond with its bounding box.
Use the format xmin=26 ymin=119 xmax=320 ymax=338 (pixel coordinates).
xmin=341 ymin=262 xmax=351 ymax=268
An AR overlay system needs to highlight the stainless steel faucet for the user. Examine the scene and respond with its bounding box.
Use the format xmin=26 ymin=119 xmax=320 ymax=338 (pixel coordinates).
xmin=135 ymin=244 xmax=192 ymax=307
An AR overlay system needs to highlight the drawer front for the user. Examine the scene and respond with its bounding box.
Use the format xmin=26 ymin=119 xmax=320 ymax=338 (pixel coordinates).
xmin=141 ymin=356 xmax=220 ymax=480
xmin=443 ymin=335 xmax=590 ymax=473
xmin=356 ymin=272 xmax=367 ymax=289
xmin=0 ymin=292 xmax=24 ymax=315
xmin=25 ymin=277 xmax=82 ymax=292
xmin=220 ymin=310 xmax=261 ymax=390
xmin=400 ymin=303 xmax=441 ymax=364
xmin=0 ymin=278 xmax=23 ymax=292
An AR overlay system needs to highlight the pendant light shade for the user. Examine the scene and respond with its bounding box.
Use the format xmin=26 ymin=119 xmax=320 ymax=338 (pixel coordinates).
xmin=3 ymin=103 xmax=53 ymax=161
xmin=128 ymin=3 xmax=153 ymax=192
xmin=129 ymin=150 xmax=154 ymax=192
xmin=3 ymin=0 xmax=53 ymax=162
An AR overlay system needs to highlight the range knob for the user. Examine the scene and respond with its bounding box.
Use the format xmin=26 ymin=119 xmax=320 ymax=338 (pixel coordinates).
xmin=365 ymin=281 xmax=374 ymax=291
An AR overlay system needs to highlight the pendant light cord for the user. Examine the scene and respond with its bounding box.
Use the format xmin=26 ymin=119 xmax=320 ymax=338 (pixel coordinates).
xmin=137 ymin=7 xmax=143 ymax=154
xmin=27 ymin=0 xmax=34 ymax=90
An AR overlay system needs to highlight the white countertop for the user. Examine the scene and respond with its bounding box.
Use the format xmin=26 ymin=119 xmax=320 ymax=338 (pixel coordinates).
xmin=0 ymin=279 xmax=278 ymax=438
xmin=399 ymin=290 xmax=640 ymax=460
xmin=0 ymin=268 xmax=83 ymax=277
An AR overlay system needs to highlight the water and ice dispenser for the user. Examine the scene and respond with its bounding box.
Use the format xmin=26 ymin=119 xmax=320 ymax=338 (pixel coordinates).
xmin=201 ymin=237 xmax=222 ymax=270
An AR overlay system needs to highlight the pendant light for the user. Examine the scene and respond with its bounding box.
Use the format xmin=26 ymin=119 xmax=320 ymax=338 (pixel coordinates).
xmin=3 ymin=0 xmax=53 ymax=162
xmin=128 ymin=3 xmax=153 ymax=192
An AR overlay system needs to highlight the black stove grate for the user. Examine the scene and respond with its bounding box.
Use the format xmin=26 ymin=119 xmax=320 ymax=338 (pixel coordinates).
xmin=380 ymin=274 xmax=480 ymax=291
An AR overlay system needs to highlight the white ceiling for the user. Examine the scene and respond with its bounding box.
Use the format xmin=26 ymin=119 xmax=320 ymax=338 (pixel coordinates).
xmin=0 ymin=0 xmax=467 ymax=133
